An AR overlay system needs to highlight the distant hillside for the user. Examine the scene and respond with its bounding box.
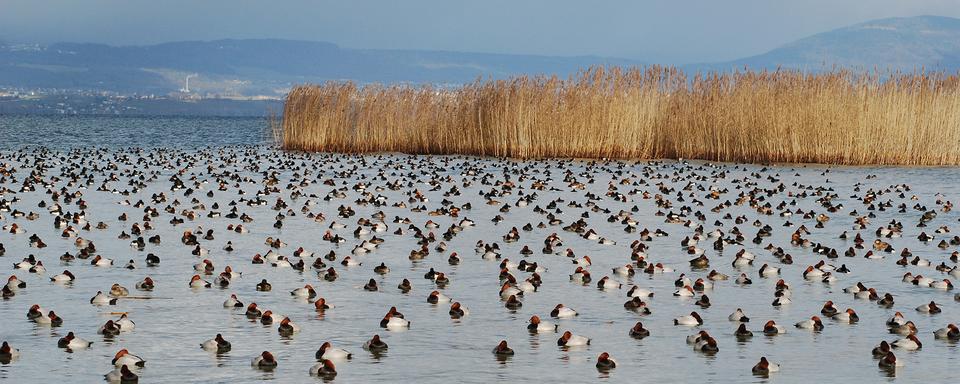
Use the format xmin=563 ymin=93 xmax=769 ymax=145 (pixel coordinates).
xmin=702 ymin=15 xmax=960 ymax=72
xmin=0 ymin=39 xmax=642 ymax=95
xmin=2 ymin=15 xmax=960 ymax=98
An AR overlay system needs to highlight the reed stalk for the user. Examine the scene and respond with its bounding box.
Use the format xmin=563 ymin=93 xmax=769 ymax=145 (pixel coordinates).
xmin=281 ymin=66 xmax=960 ymax=165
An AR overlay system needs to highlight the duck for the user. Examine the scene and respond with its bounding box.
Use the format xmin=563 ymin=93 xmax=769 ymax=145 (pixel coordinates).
xmin=596 ymin=352 xmax=616 ymax=370
xmin=933 ymin=324 xmax=960 ymax=340
xmin=314 ymin=298 xmax=333 ymax=311
xmin=223 ymin=294 xmax=243 ymax=308
xmin=104 ymin=365 xmax=138 ymax=383
xmin=752 ymin=357 xmax=780 ymax=374
xmin=189 ymin=275 xmax=211 ymax=288
xmin=57 ymin=332 xmax=92 ymax=349
xmin=110 ymin=284 xmax=129 ymax=297
xmin=362 ymin=335 xmax=388 ymax=352
xmin=316 ymin=341 xmax=352 ymax=360
xmin=201 ymin=334 xmax=232 ymax=353
xmin=0 ymin=341 xmax=20 ymax=363
xmin=820 ymin=301 xmax=838 ymax=316
xmin=449 ymin=302 xmax=469 ymax=318
xmin=916 ymin=301 xmax=941 ymax=314
xmin=427 ymin=290 xmax=451 ymax=304
xmin=673 ymin=285 xmax=695 ymax=297
xmin=256 ymin=279 xmax=272 ymax=291
xmin=886 ymin=312 xmax=907 ymax=327
xmin=557 ymin=331 xmax=590 ymax=346
xmin=492 ymin=340 xmax=514 ymax=356
xmin=251 ymin=351 xmax=278 ymax=369
xmin=758 ymin=264 xmax=780 ymax=277
xmin=892 ymin=334 xmax=922 ymax=350
xmin=550 ymin=304 xmax=578 ymax=318
xmin=832 ymin=308 xmax=859 ymax=323
xmin=931 ymin=279 xmax=954 ymax=290
xmin=91 ymin=255 xmax=113 ymax=266
xmin=629 ymin=322 xmax=650 ymax=338
xmin=290 ymin=284 xmax=317 ymax=298
xmin=735 ymin=323 xmax=753 ymax=338
xmin=627 ymin=286 xmax=654 ymax=298
xmin=309 ymin=360 xmax=337 ymax=379
xmin=878 ymin=351 xmax=903 ymax=368
xmin=695 ymin=336 xmax=719 ymax=353
xmin=674 ymin=311 xmax=704 ymax=326
xmin=112 ymin=349 xmax=146 ymax=368
xmin=528 ymin=315 xmax=558 ymax=332
xmin=728 ymin=308 xmax=750 ymax=322
xmin=91 ymin=291 xmax=118 ymax=305
xmin=795 ymin=316 xmax=824 ymax=331
xmin=50 ymin=270 xmax=76 ymax=282
xmin=890 ymin=321 xmax=919 ymax=336
xmin=134 ymin=277 xmax=154 ymax=291
xmin=872 ymin=340 xmax=892 ymax=357
xmin=278 ymin=317 xmax=300 ymax=336
xmin=245 ymin=303 xmax=262 ymax=318
xmin=763 ymin=320 xmax=786 ymax=335
xmin=380 ymin=314 xmax=410 ymax=329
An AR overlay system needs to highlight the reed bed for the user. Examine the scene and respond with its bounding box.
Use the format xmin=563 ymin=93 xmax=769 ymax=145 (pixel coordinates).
xmin=281 ymin=66 xmax=960 ymax=165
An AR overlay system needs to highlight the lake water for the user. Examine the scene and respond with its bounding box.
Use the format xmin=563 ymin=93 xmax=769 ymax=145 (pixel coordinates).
xmin=0 ymin=115 xmax=958 ymax=383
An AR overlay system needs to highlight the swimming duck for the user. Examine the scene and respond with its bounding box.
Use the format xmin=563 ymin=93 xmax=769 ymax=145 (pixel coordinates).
xmin=795 ymin=316 xmax=824 ymax=331
xmin=629 ymin=322 xmax=650 ymax=338
xmin=134 ymin=277 xmax=154 ymax=291
xmin=104 ymin=365 xmax=138 ymax=383
xmin=550 ymin=304 xmax=578 ymax=318
xmin=110 ymin=284 xmax=129 ymax=297
xmin=596 ymin=352 xmax=616 ymax=370
xmin=309 ymin=359 xmax=337 ymax=379
xmin=255 ymin=279 xmax=272 ymax=291
xmin=362 ymin=334 xmax=388 ymax=352
xmin=427 ymin=290 xmax=451 ymax=304
xmin=528 ymin=315 xmax=558 ymax=332
xmin=674 ymin=311 xmax=704 ymax=326
xmin=91 ymin=291 xmax=118 ymax=305
xmin=189 ymin=275 xmax=211 ymax=288
xmin=316 ymin=341 xmax=352 ymax=360
xmin=934 ymin=324 xmax=960 ymax=340
xmin=449 ymin=302 xmax=469 ymax=318
xmin=112 ymin=349 xmax=146 ymax=368
xmin=492 ymin=340 xmax=515 ymax=356
xmin=380 ymin=314 xmax=410 ymax=329
xmin=291 ymin=284 xmax=317 ymax=298
xmin=252 ymin=351 xmax=277 ymax=369
xmin=557 ymin=331 xmax=590 ymax=347
xmin=278 ymin=317 xmax=300 ymax=336
xmin=878 ymin=351 xmax=903 ymax=368
xmin=752 ymin=357 xmax=780 ymax=374
xmin=58 ymin=332 xmax=92 ymax=349
xmin=763 ymin=320 xmax=786 ymax=335
xmin=729 ymin=308 xmax=750 ymax=322
xmin=0 ymin=341 xmax=20 ymax=363
xmin=832 ymin=308 xmax=859 ymax=323
xmin=820 ymin=301 xmax=838 ymax=316
xmin=50 ymin=270 xmax=77 ymax=286
xmin=735 ymin=323 xmax=753 ymax=338
xmin=916 ymin=301 xmax=941 ymax=314
xmin=201 ymin=334 xmax=232 ymax=353
xmin=892 ymin=334 xmax=922 ymax=350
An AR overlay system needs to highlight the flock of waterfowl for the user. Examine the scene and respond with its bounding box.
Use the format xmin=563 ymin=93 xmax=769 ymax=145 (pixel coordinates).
xmin=0 ymin=146 xmax=958 ymax=382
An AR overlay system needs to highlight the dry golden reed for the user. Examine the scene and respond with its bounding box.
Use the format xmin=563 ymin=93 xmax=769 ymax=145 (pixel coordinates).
xmin=280 ymin=66 xmax=960 ymax=165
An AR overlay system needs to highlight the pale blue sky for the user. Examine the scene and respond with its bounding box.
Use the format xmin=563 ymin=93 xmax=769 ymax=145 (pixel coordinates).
xmin=1 ymin=0 xmax=959 ymax=63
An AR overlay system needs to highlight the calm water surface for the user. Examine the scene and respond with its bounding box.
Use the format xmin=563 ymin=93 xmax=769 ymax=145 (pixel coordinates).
xmin=0 ymin=115 xmax=958 ymax=383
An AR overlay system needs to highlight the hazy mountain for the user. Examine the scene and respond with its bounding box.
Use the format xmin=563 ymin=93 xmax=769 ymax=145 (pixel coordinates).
xmin=0 ymin=39 xmax=642 ymax=95
xmin=1 ymin=15 xmax=959 ymax=97
xmin=700 ymin=15 xmax=960 ymax=72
